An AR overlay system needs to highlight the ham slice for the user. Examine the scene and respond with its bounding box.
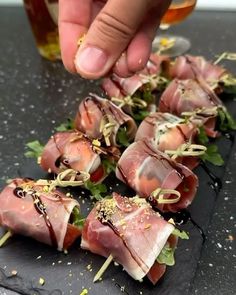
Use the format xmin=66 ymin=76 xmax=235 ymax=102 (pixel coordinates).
xmin=0 ymin=178 xmax=81 ymax=251
xmin=102 ymin=54 xmax=169 ymax=99
xmin=101 ymin=54 xmax=169 ymax=115
xmin=159 ymin=78 xmax=223 ymax=137
xmin=135 ymin=112 xmax=199 ymax=169
xmin=74 ymin=94 xmax=137 ymax=147
xmin=40 ymin=130 xmax=105 ymax=182
xmin=116 ymin=140 xmax=198 ymax=212
xmin=169 ymin=55 xmax=227 ymax=84
xmin=81 ymin=193 xmax=175 ymax=283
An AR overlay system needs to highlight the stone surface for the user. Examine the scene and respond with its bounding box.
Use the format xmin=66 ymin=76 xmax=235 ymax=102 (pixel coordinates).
xmin=0 ymin=7 xmax=235 ymax=295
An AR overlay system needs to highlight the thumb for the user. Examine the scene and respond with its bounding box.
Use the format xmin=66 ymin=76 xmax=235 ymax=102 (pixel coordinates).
xmin=74 ymin=0 xmax=148 ymax=79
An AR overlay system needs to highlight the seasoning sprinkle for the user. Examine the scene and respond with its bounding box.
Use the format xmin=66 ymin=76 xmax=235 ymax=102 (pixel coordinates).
xmin=39 ymin=277 xmax=45 ymax=286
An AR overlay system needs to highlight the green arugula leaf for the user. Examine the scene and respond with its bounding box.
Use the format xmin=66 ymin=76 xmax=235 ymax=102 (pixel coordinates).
xmin=200 ymin=144 xmax=224 ymax=166
xmin=197 ymin=127 xmax=209 ymax=145
xmin=142 ymin=87 xmax=153 ymax=104
xmin=102 ymin=159 xmax=116 ymax=175
xmin=56 ymin=118 xmax=75 ymax=131
xmin=84 ymin=180 xmax=107 ymax=201
xmin=116 ymin=127 xmax=130 ymax=147
xmin=218 ymin=108 xmax=236 ymax=131
xmin=25 ymin=140 xmax=44 ymax=159
xmin=133 ymin=110 xmax=150 ymax=122
xmin=156 ymin=228 xmax=189 ymax=266
xmin=172 ymin=228 xmax=189 ymax=240
xmin=156 ymin=245 xmax=175 ymax=266
xmin=71 ymin=206 xmax=85 ymax=229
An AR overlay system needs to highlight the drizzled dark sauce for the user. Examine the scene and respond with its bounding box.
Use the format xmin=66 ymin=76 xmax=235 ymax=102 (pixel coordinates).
xmin=222 ymin=132 xmax=235 ymax=143
xmin=115 ymin=283 xmax=130 ymax=295
xmin=200 ymin=161 xmax=222 ymax=193
xmin=147 ymin=197 xmax=206 ymax=242
xmin=98 ymin=209 xmax=146 ymax=272
xmin=55 ymin=156 xmax=70 ymax=169
xmin=13 ymin=187 xmax=26 ymax=198
xmin=55 ymin=156 xmax=61 ymax=168
xmin=83 ymin=98 xmax=92 ymax=124
xmin=13 ymin=187 xmax=58 ymax=247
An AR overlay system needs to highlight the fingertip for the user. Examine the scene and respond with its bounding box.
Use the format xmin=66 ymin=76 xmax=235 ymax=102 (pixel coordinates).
xmin=126 ymin=32 xmax=152 ymax=73
xmin=113 ymin=52 xmax=134 ymax=78
xmin=59 ymin=22 xmax=88 ymax=74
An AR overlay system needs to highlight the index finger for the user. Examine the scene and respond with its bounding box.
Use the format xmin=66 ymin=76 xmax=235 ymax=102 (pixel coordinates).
xmin=58 ymin=0 xmax=92 ymax=72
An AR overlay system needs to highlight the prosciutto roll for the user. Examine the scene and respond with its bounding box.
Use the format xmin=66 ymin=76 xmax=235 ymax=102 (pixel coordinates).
xmin=159 ymin=78 xmax=223 ymax=137
xmin=81 ymin=193 xmax=177 ymax=284
xmin=116 ymin=140 xmax=198 ymax=212
xmin=135 ymin=112 xmax=199 ymax=169
xmin=74 ymin=94 xmax=137 ymax=147
xmin=169 ymin=55 xmax=227 ymax=83
xmin=40 ymin=130 xmax=105 ymax=183
xmin=0 ymin=178 xmax=82 ymax=251
xmin=102 ymin=54 xmax=169 ymax=99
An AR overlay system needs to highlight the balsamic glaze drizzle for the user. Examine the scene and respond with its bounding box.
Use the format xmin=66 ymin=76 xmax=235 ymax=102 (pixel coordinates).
xmin=200 ymin=161 xmax=222 ymax=193
xmin=13 ymin=187 xmax=58 ymax=248
xmin=97 ymin=210 xmax=148 ymax=274
xmin=147 ymin=197 xmax=206 ymax=242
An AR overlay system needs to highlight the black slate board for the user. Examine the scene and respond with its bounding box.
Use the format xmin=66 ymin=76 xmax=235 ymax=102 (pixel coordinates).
xmin=0 ymin=133 xmax=234 ymax=295
xmin=0 ymin=7 xmax=236 ymax=295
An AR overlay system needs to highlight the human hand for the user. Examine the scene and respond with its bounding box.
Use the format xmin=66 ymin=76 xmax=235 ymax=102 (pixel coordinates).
xmin=59 ymin=0 xmax=171 ymax=79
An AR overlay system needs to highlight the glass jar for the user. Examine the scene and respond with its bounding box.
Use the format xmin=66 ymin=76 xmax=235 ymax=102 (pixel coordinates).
xmin=23 ymin=0 xmax=60 ymax=61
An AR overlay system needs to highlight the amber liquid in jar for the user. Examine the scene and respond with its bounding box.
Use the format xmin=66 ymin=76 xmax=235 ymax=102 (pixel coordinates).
xmin=161 ymin=0 xmax=197 ymax=27
xmin=23 ymin=0 xmax=60 ymax=61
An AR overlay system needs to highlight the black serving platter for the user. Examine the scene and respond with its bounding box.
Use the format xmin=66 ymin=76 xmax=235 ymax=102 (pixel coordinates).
xmin=0 ymin=129 xmax=234 ymax=295
xmin=0 ymin=6 xmax=236 ymax=295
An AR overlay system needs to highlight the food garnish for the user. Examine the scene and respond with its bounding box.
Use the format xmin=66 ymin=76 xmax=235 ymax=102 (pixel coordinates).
xmin=25 ymin=140 xmax=44 ymax=159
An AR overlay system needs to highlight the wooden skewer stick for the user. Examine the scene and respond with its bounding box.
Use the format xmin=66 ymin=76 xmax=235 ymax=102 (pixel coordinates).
xmin=0 ymin=230 xmax=12 ymax=247
xmin=93 ymin=254 xmax=113 ymax=283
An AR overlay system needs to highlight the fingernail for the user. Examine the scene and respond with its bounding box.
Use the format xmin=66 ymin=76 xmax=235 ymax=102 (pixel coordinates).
xmin=75 ymin=46 xmax=108 ymax=74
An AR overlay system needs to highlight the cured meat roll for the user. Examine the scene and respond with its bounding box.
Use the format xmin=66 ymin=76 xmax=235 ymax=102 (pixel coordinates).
xmin=40 ymin=130 xmax=106 ymax=183
xmin=74 ymin=94 xmax=137 ymax=147
xmin=102 ymin=54 xmax=169 ymax=116
xmin=0 ymin=178 xmax=82 ymax=251
xmin=168 ymin=55 xmax=227 ymax=84
xmin=102 ymin=54 xmax=169 ymax=99
xmin=135 ymin=112 xmax=199 ymax=169
xmin=116 ymin=140 xmax=198 ymax=212
xmin=159 ymin=78 xmax=223 ymax=137
xmin=81 ymin=193 xmax=180 ymax=285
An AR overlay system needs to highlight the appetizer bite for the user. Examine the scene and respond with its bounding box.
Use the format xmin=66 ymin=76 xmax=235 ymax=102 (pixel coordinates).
xmin=82 ymin=193 xmax=188 ymax=285
xmin=102 ymin=54 xmax=169 ymax=120
xmin=135 ymin=112 xmax=206 ymax=169
xmin=168 ymin=55 xmax=227 ymax=84
xmin=0 ymin=178 xmax=83 ymax=251
xmin=116 ymin=139 xmax=198 ymax=212
xmin=159 ymin=77 xmax=236 ymax=137
xmin=40 ymin=130 xmax=119 ymax=184
xmin=167 ymin=54 xmax=236 ymax=94
xmin=74 ymin=94 xmax=137 ymax=147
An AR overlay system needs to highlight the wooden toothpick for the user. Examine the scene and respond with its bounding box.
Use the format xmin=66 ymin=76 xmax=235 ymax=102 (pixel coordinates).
xmin=93 ymin=254 xmax=113 ymax=283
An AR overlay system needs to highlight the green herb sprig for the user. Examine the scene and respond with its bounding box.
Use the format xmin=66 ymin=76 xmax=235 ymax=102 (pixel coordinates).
xmin=218 ymin=108 xmax=236 ymax=131
xmin=197 ymin=127 xmax=224 ymax=166
xmin=71 ymin=206 xmax=85 ymax=229
xmin=25 ymin=140 xmax=44 ymax=159
xmin=116 ymin=127 xmax=130 ymax=147
xmin=84 ymin=180 xmax=107 ymax=201
xmin=56 ymin=118 xmax=75 ymax=131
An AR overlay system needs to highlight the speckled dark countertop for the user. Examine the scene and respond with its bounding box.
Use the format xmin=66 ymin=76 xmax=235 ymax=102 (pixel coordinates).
xmin=0 ymin=7 xmax=235 ymax=295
